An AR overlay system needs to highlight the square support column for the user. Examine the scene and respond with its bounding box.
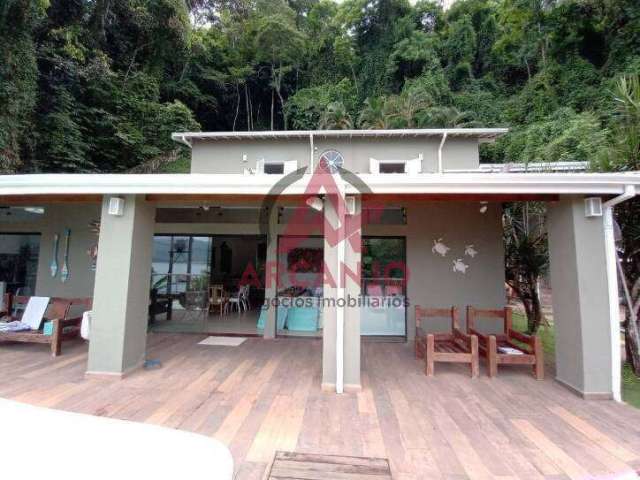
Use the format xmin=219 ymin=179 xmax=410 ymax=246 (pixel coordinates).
xmin=322 ymin=194 xmax=362 ymax=393
xmin=87 ymin=195 xmax=155 ymax=377
xmin=547 ymin=196 xmax=618 ymax=399
xmin=263 ymin=205 xmax=278 ymax=339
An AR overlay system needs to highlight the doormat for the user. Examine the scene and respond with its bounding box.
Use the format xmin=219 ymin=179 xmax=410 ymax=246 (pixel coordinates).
xmin=265 ymin=451 xmax=392 ymax=479
xmin=198 ymin=336 xmax=247 ymax=347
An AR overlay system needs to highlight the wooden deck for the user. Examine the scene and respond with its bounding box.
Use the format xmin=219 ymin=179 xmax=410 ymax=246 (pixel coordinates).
xmin=1 ymin=333 xmax=640 ymax=480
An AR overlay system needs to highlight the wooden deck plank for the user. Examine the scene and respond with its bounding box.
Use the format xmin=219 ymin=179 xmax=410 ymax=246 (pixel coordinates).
xmin=266 ymin=451 xmax=392 ymax=480
xmin=0 ymin=335 xmax=639 ymax=480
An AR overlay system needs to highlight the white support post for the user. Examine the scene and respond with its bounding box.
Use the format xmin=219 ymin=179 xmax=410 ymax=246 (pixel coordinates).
xmin=603 ymin=206 xmax=622 ymax=402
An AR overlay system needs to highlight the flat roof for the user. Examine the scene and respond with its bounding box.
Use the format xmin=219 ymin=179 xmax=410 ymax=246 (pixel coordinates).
xmin=171 ymin=128 xmax=509 ymax=145
xmin=0 ymin=172 xmax=639 ymax=198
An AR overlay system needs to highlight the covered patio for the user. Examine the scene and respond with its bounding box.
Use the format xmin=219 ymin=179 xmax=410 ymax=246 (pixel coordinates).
xmin=1 ymin=333 xmax=639 ymax=480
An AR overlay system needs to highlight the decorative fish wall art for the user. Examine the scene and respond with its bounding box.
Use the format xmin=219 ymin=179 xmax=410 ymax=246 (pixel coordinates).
xmin=50 ymin=233 xmax=59 ymax=277
xmin=60 ymin=228 xmax=71 ymax=283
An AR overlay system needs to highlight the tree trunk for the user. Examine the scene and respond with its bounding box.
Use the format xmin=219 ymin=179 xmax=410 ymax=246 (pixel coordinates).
xmin=245 ymin=83 xmax=251 ymax=131
xmin=233 ymin=82 xmax=240 ymax=132
xmin=270 ymin=89 xmax=274 ymax=130
xmin=618 ymin=258 xmax=640 ymax=374
xmin=511 ymin=276 xmax=544 ymax=334
xmin=276 ymin=87 xmax=287 ymax=130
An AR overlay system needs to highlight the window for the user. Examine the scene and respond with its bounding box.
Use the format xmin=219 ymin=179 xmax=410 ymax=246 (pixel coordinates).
xmin=370 ymin=155 xmax=422 ymax=174
xmin=256 ymin=159 xmax=298 ymax=174
xmin=379 ymin=162 xmax=406 ymax=174
xmin=264 ymin=163 xmax=284 ymax=174
xmin=0 ymin=234 xmax=40 ymax=295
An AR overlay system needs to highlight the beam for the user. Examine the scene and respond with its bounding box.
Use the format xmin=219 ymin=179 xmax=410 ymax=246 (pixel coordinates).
xmin=361 ymin=193 xmax=560 ymax=203
xmin=0 ymin=195 xmax=102 ymax=205
xmin=145 ymin=194 xmax=309 ymax=206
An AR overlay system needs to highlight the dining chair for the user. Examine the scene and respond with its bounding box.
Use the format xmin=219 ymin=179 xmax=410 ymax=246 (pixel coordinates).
xmin=209 ymin=284 xmax=226 ymax=318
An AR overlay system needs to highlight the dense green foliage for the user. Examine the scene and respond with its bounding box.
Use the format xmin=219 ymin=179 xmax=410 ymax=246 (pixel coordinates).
xmin=1 ymin=0 xmax=640 ymax=173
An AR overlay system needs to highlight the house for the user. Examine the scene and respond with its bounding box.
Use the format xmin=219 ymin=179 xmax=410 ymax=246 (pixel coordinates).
xmin=1 ymin=128 xmax=638 ymax=401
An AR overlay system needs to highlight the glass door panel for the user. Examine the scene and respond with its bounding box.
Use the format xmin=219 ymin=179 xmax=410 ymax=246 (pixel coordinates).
xmin=361 ymin=237 xmax=406 ymax=336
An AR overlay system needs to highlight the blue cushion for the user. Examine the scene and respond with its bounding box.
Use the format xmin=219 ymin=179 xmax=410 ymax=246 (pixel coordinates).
xmin=256 ymin=306 xmax=288 ymax=330
xmin=256 ymin=308 xmax=267 ymax=330
xmin=286 ymin=307 xmax=318 ymax=332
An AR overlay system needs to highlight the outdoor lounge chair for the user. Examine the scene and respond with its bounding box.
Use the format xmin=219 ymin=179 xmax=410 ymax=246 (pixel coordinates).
xmin=415 ymin=305 xmax=479 ymax=378
xmin=0 ymin=295 xmax=90 ymax=356
xmin=466 ymin=306 xmax=544 ymax=380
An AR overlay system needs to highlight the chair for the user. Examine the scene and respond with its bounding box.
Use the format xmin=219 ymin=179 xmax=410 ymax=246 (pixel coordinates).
xmin=466 ymin=306 xmax=543 ymax=380
xmin=0 ymin=295 xmax=77 ymax=356
xmin=208 ymin=284 xmax=227 ymax=317
xmin=240 ymin=285 xmax=250 ymax=311
xmin=226 ymin=285 xmax=248 ymax=314
xmin=180 ymin=291 xmax=209 ymax=324
xmin=415 ymin=305 xmax=479 ymax=378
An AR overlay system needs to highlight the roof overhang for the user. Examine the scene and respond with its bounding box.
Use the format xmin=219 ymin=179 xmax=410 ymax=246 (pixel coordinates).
xmin=171 ymin=128 xmax=509 ymax=146
xmin=0 ymin=173 xmax=639 ymax=203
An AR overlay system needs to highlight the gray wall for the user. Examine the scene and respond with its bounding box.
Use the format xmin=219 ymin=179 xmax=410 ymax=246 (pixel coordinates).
xmin=0 ymin=204 xmax=100 ymax=298
xmin=548 ymin=196 xmax=613 ymax=397
xmin=190 ymin=137 xmax=480 ymax=174
xmin=365 ymin=200 xmax=506 ymax=339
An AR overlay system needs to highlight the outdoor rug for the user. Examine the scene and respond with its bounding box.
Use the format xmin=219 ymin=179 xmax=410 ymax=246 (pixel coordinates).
xmin=197 ymin=336 xmax=247 ymax=347
xmin=265 ymin=451 xmax=392 ymax=479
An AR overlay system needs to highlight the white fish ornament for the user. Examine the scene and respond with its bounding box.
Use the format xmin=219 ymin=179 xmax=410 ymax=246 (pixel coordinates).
xmin=452 ymin=259 xmax=469 ymax=274
xmin=432 ymin=238 xmax=450 ymax=257
xmin=464 ymin=244 xmax=478 ymax=258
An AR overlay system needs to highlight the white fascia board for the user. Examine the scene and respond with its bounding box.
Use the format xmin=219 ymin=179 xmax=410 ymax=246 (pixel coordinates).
xmin=352 ymin=173 xmax=640 ymax=195
xmin=171 ymin=128 xmax=509 ymax=142
xmin=0 ymin=174 xmax=310 ymax=196
xmin=1 ymin=172 xmax=640 ymax=196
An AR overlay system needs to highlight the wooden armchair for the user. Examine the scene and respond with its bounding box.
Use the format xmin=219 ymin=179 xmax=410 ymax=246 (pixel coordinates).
xmin=466 ymin=306 xmax=543 ymax=380
xmin=415 ymin=306 xmax=479 ymax=378
xmin=0 ymin=295 xmax=91 ymax=356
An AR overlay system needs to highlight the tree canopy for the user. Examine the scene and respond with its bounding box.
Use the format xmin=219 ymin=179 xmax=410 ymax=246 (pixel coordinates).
xmin=1 ymin=0 xmax=640 ymax=173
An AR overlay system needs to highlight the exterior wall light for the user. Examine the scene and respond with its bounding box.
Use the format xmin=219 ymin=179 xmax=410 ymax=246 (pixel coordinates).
xmin=107 ymin=197 xmax=125 ymax=216
xmin=584 ymin=197 xmax=603 ymax=217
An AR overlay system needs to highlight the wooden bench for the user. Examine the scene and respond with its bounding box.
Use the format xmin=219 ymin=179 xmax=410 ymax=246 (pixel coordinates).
xmin=0 ymin=295 xmax=92 ymax=356
xmin=415 ymin=306 xmax=479 ymax=378
xmin=466 ymin=306 xmax=543 ymax=380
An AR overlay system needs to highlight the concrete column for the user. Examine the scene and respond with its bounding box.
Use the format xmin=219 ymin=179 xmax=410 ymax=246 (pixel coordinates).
xmin=263 ymin=205 xmax=278 ymax=339
xmin=87 ymin=195 xmax=155 ymax=377
xmin=321 ymin=194 xmax=362 ymax=392
xmin=547 ymin=196 xmax=616 ymax=399
xmin=343 ymin=196 xmax=362 ymax=391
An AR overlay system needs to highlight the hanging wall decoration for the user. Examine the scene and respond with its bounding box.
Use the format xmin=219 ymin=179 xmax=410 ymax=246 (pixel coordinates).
xmin=464 ymin=244 xmax=478 ymax=258
xmin=50 ymin=233 xmax=59 ymax=277
xmin=452 ymin=258 xmax=469 ymax=274
xmin=432 ymin=238 xmax=450 ymax=257
xmin=87 ymin=220 xmax=100 ymax=271
xmin=60 ymin=228 xmax=71 ymax=283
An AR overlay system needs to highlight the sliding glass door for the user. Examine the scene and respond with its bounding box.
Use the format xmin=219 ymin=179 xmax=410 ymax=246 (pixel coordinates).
xmin=361 ymin=237 xmax=406 ymax=337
